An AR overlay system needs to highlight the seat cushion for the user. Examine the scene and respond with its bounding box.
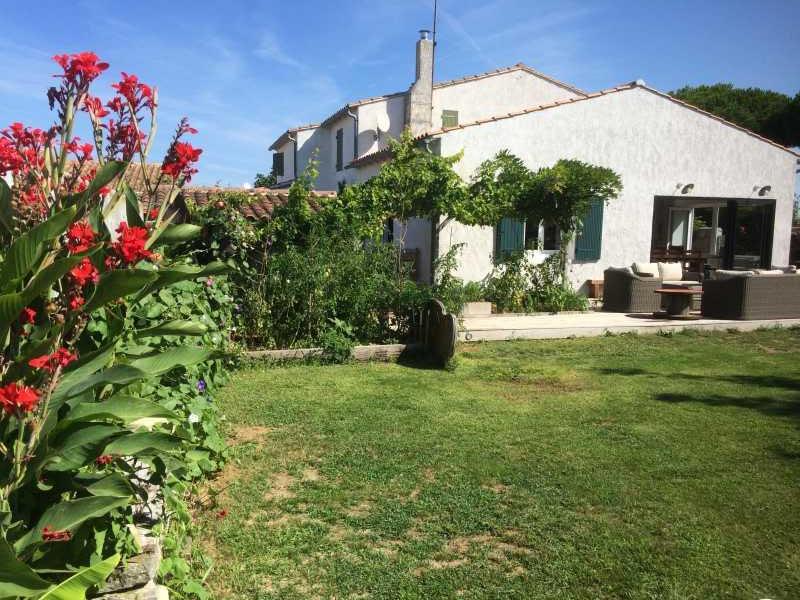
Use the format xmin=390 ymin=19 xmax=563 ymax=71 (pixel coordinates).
xmin=663 ymin=280 xmax=701 ymax=288
xmin=713 ymin=269 xmax=755 ymax=280
xmin=658 ymin=262 xmax=683 ymax=282
xmin=754 ymin=269 xmax=785 ymax=275
xmin=632 ymin=262 xmax=658 ymax=277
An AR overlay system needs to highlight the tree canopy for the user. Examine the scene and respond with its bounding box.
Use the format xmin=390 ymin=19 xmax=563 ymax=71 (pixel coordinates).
xmin=670 ymin=83 xmax=800 ymax=147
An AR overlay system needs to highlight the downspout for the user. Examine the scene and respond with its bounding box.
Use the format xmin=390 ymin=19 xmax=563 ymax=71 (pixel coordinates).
xmin=287 ymin=132 xmax=298 ymax=180
xmin=346 ymin=107 xmax=359 ymax=161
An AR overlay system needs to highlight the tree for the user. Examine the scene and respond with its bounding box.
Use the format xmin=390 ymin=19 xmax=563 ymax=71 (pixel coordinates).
xmin=254 ymin=169 xmax=277 ymax=188
xmin=670 ymin=83 xmax=800 ymax=147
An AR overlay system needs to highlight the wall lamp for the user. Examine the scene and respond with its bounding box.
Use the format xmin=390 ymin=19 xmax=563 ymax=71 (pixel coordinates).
xmin=680 ymin=183 xmax=694 ymax=194
xmin=757 ymin=185 xmax=772 ymax=197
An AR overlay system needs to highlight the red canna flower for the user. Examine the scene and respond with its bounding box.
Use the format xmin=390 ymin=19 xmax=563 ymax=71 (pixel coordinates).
xmin=41 ymin=526 xmax=72 ymax=543
xmin=28 ymin=348 xmax=78 ymax=373
xmin=96 ymin=454 xmax=114 ymax=466
xmin=82 ymin=94 xmax=110 ymax=119
xmin=161 ymin=141 xmax=202 ymax=182
xmin=109 ymin=222 xmax=153 ymax=265
xmin=19 ymin=307 xmax=36 ymax=324
xmin=53 ymin=52 xmax=108 ymax=87
xmin=148 ymin=207 xmax=159 ymax=220
xmin=66 ymin=222 xmax=96 ymax=253
xmin=0 ymin=383 xmax=40 ymax=416
xmin=68 ymin=258 xmax=99 ymax=287
xmin=69 ymin=294 xmax=85 ymax=311
xmin=111 ymin=72 xmax=155 ymax=111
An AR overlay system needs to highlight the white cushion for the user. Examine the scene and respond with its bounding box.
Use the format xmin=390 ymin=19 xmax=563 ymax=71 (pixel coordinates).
xmin=632 ymin=262 xmax=658 ymax=277
xmin=663 ymin=280 xmax=701 ymax=288
xmin=713 ymin=269 xmax=754 ymax=279
xmin=771 ymin=265 xmax=797 ymax=274
xmin=657 ymin=262 xmax=683 ymax=281
xmin=754 ymin=269 xmax=784 ymax=275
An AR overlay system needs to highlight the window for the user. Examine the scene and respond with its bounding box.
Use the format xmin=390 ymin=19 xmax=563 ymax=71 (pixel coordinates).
xmin=335 ymin=128 xmax=344 ymax=171
xmin=272 ymin=152 xmax=284 ymax=177
xmin=574 ymin=199 xmax=604 ymax=261
xmin=442 ymin=109 xmax=459 ymax=128
xmin=496 ymin=217 xmax=525 ymax=261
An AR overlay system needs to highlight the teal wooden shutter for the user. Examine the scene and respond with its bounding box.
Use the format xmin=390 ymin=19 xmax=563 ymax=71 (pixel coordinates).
xmin=574 ymin=199 xmax=603 ymax=261
xmin=496 ymin=217 xmax=525 ymax=260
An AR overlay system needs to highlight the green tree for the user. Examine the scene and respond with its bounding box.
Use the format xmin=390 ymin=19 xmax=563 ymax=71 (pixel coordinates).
xmin=254 ymin=169 xmax=277 ymax=188
xmin=670 ymin=83 xmax=800 ymax=147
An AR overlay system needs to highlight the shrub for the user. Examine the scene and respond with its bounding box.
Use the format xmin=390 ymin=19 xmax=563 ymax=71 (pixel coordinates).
xmin=0 ymin=51 xmax=227 ymax=596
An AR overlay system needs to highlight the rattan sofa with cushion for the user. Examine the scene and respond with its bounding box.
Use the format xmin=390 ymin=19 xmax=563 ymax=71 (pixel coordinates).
xmin=701 ymin=269 xmax=800 ymax=320
xmin=603 ymin=263 xmax=701 ymax=313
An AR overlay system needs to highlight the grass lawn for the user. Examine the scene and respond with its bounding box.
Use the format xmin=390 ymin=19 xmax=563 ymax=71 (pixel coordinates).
xmin=197 ymin=329 xmax=800 ymax=599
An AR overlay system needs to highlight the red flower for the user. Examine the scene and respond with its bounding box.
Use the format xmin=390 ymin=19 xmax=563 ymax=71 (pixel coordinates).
xmin=111 ymin=72 xmax=155 ymax=111
xmin=82 ymin=95 xmax=109 ymax=118
xmin=69 ymin=294 xmax=85 ymax=311
xmin=66 ymin=222 xmax=96 ymax=254
xmin=148 ymin=207 xmax=159 ymax=220
xmin=110 ymin=222 xmax=153 ymax=265
xmin=41 ymin=526 xmax=72 ymax=543
xmin=161 ymin=141 xmax=202 ymax=183
xmin=28 ymin=348 xmax=78 ymax=373
xmin=0 ymin=383 xmax=40 ymax=416
xmin=96 ymin=454 xmax=114 ymax=466
xmin=53 ymin=52 xmax=108 ymax=87
xmin=69 ymin=258 xmax=99 ymax=287
xmin=19 ymin=307 xmax=36 ymax=324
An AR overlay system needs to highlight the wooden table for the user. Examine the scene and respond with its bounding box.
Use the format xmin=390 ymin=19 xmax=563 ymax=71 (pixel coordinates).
xmin=654 ymin=288 xmax=703 ymax=319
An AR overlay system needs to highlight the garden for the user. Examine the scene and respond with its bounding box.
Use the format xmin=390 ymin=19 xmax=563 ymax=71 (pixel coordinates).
xmin=199 ymin=328 xmax=800 ymax=599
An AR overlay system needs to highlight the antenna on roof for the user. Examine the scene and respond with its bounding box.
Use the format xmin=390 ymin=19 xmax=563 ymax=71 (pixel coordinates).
xmin=431 ymin=0 xmax=438 ymax=82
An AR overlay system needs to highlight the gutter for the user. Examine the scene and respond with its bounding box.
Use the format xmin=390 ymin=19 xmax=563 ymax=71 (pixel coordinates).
xmin=346 ymin=107 xmax=359 ymax=160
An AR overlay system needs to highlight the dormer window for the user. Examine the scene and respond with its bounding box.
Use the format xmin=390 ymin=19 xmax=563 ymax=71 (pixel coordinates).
xmin=272 ymin=152 xmax=284 ymax=177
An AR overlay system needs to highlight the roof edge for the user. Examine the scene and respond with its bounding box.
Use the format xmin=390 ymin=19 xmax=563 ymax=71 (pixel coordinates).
xmin=268 ymin=123 xmax=320 ymax=151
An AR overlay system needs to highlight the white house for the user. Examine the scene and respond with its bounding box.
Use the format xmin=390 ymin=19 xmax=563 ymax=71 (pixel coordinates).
xmin=269 ymin=31 xmax=799 ymax=291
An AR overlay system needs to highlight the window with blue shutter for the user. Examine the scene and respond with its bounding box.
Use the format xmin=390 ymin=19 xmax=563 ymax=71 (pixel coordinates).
xmin=496 ymin=217 xmax=525 ymax=261
xmin=574 ymin=199 xmax=604 ymax=261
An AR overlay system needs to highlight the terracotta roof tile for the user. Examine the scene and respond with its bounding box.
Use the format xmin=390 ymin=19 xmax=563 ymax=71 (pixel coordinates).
xmin=179 ymin=187 xmax=336 ymax=220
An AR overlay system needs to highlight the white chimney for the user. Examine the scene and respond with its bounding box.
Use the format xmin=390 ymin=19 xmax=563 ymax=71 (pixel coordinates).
xmin=406 ymin=30 xmax=434 ymax=136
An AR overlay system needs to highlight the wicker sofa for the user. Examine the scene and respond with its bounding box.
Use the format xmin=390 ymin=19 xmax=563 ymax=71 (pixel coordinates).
xmin=701 ymin=272 xmax=800 ymax=319
xmin=603 ymin=266 xmax=701 ymax=313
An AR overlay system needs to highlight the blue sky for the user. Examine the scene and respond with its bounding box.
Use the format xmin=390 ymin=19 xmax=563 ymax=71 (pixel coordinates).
xmin=1 ymin=0 xmax=798 ymax=186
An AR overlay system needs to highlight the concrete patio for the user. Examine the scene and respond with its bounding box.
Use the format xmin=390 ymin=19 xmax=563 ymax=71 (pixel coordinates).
xmin=459 ymin=311 xmax=800 ymax=342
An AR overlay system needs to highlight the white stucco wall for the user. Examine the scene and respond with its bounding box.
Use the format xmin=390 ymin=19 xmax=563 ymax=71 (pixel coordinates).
xmin=433 ymin=86 xmax=797 ymax=290
xmin=431 ymin=70 xmax=582 ymax=130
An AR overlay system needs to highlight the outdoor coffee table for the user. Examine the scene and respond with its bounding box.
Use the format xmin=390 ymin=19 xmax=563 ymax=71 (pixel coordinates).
xmin=654 ymin=288 xmax=703 ymax=319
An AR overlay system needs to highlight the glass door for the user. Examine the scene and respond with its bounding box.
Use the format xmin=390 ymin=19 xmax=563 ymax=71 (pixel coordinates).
xmin=668 ymin=208 xmax=692 ymax=250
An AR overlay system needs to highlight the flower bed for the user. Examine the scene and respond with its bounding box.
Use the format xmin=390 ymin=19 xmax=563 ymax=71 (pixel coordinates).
xmin=0 ymin=52 xmax=230 ymax=599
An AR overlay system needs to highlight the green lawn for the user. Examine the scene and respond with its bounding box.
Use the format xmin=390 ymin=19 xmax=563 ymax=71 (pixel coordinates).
xmin=198 ymin=329 xmax=800 ymax=599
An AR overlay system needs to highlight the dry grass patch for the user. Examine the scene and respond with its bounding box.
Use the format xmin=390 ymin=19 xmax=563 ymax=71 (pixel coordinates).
xmin=263 ymin=471 xmax=297 ymax=502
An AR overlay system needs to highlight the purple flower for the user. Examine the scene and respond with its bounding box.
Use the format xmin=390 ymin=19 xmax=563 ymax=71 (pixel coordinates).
xmin=205 ymin=277 xmax=214 ymax=287
xmin=196 ymin=379 xmax=206 ymax=393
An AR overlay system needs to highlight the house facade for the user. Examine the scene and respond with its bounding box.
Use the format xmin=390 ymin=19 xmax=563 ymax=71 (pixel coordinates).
xmin=269 ymin=31 xmax=799 ymax=291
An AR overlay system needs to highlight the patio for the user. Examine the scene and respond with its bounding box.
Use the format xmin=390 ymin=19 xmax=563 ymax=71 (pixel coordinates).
xmin=459 ymin=311 xmax=800 ymax=341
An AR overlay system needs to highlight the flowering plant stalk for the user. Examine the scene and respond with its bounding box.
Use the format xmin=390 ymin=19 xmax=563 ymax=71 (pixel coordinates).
xmin=0 ymin=52 xmax=226 ymax=597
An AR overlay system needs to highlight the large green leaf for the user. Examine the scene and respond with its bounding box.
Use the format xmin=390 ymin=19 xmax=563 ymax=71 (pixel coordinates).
xmin=123 ymin=183 xmax=145 ymax=228
xmin=103 ymin=432 xmax=183 ymax=456
xmin=83 ymin=473 xmax=135 ymax=498
xmin=150 ymin=224 xmax=202 ymax=245
xmin=15 ymin=497 xmax=130 ymax=554
xmin=63 ymin=365 xmax=147 ymax=399
xmin=83 ymin=269 xmax=158 ymax=314
xmin=82 ymin=161 xmax=126 ymax=202
xmin=0 ymin=176 xmax=12 ymax=236
xmin=0 ymin=291 xmax=24 ymax=329
xmin=133 ymin=319 xmax=208 ymax=339
xmin=43 ymin=423 xmax=124 ymax=472
xmin=51 ymin=347 xmax=115 ymax=404
xmin=129 ymin=346 xmax=215 ymax=377
xmin=37 ymin=553 xmax=120 ymax=599
xmin=136 ymin=262 xmax=229 ymax=299
xmin=0 ymin=206 xmax=77 ymax=283
xmin=66 ymin=395 xmax=177 ymax=424
xmin=0 ymin=537 xmax=50 ymax=598
xmin=23 ymin=252 xmax=97 ymax=304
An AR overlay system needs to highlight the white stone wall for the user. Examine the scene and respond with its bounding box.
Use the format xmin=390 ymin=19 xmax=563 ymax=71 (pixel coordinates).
xmin=433 ymin=86 xmax=797 ymax=290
